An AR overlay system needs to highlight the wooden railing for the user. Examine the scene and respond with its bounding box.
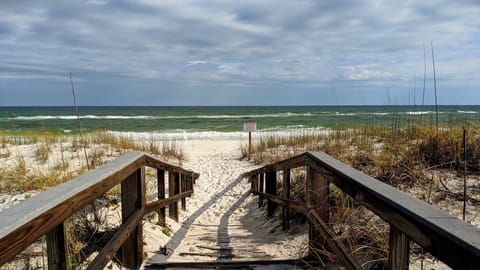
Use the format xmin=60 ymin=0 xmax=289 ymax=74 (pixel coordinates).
xmin=0 ymin=151 xmax=199 ymax=270
xmin=244 ymin=151 xmax=480 ymax=270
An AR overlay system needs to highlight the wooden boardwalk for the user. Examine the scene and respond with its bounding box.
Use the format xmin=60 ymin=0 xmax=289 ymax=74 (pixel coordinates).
xmin=1 ymin=151 xmax=479 ymax=269
xmin=145 ymin=153 xmax=307 ymax=266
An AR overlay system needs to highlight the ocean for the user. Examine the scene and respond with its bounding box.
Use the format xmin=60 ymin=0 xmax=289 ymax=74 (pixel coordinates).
xmin=0 ymin=106 xmax=478 ymax=137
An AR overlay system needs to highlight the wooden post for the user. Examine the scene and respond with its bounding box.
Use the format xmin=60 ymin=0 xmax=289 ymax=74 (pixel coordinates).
xmin=46 ymin=222 xmax=69 ymax=270
xmin=248 ymin=131 xmax=252 ymax=160
xmin=169 ymin=171 xmax=180 ymax=221
xmin=307 ymin=166 xmax=329 ymax=256
xmin=181 ymin=174 xmax=187 ymax=211
xmin=389 ymin=225 xmax=410 ymax=270
xmin=121 ymin=168 xmax=144 ymax=269
xmin=259 ymin=173 xmax=264 ymax=208
xmin=251 ymin=175 xmax=258 ymax=193
xmin=282 ymin=169 xmax=291 ymax=230
xmin=266 ymin=171 xmax=277 ymax=217
xmin=157 ymin=169 xmax=166 ymax=227
xmin=186 ymin=175 xmax=193 ymax=195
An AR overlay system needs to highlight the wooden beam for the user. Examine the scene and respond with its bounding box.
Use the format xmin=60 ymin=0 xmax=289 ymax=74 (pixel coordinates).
xmin=266 ymin=171 xmax=277 ymax=217
xmin=157 ymin=169 xmax=166 ymax=227
xmin=145 ymin=191 xmax=193 ymax=213
xmin=253 ymin=191 xmax=308 ymax=215
xmin=282 ymin=169 xmax=291 ymax=230
xmin=144 ymin=154 xmax=199 ymax=179
xmin=168 ymin=172 xmax=180 ymax=221
xmin=46 ymin=222 xmax=69 ymax=270
xmin=181 ymin=174 xmax=187 ymax=211
xmin=308 ymin=211 xmax=362 ymax=270
xmin=87 ymin=209 xmax=144 ymax=270
xmin=258 ymin=173 xmax=264 ymax=208
xmin=389 ymin=225 xmax=410 ymax=270
xmin=121 ymin=168 xmax=144 ymax=269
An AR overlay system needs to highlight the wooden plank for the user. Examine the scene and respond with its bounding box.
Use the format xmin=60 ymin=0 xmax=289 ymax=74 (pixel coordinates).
xmin=0 ymin=151 xmax=146 ymax=266
xmin=157 ymin=169 xmax=166 ymax=227
xmin=266 ymin=171 xmax=277 ymax=217
xmin=243 ymin=153 xmax=309 ymax=177
xmin=87 ymin=209 xmax=144 ymax=270
xmin=121 ymin=168 xmax=144 ymax=269
xmin=181 ymin=174 xmax=187 ymax=211
xmin=307 ymin=166 xmax=330 ymax=255
xmin=308 ymin=211 xmax=362 ymax=270
xmin=389 ymin=225 xmax=410 ymax=270
xmin=144 ymin=154 xmax=199 ymax=179
xmin=145 ymin=191 xmax=193 ymax=213
xmin=306 ymin=151 xmax=480 ymax=270
xmin=282 ymin=169 xmax=291 ymax=230
xmin=252 ymin=191 xmax=308 ymax=215
xmin=168 ymin=172 xmax=180 ymax=221
xmin=46 ymin=222 xmax=69 ymax=270
xmin=258 ymin=173 xmax=264 ymax=208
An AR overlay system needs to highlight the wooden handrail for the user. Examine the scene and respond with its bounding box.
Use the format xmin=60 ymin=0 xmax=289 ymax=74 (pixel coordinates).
xmin=246 ymin=151 xmax=480 ymax=269
xmin=0 ymin=151 xmax=199 ymax=268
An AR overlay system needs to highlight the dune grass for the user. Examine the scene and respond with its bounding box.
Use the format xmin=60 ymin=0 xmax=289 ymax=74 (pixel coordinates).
xmin=247 ymin=121 xmax=480 ymax=268
xmin=0 ymin=130 xmax=185 ymax=194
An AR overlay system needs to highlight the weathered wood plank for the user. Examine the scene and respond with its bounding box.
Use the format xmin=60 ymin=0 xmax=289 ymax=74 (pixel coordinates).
xmin=252 ymin=191 xmax=307 ymax=215
xmin=258 ymin=173 xmax=264 ymax=208
xmin=46 ymin=222 xmax=69 ymax=270
xmin=157 ymin=169 xmax=166 ymax=227
xmin=87 ymin=209 xmax=144 ymax=270
xmin=308 ymin=211 xmax=362 ymax=270
xmin=145 ymin=191 xmax=193 ymax=213
xmin=389 ymin=225 xmax=410 ymax=270
xmin=181 ymin=174 xmax=187 ymax=211
xmin=0 ymin=151 xmax=145 ymax=266
xmin=243 ymin=153 xmax=309 ymax=177
xmin=168 ymin=172 xmax=180 ymax=221
xmin=144 ymin=154 xmax=199 ymax=179
xmin=282 ymin=169 xmax=291 ymax=230
xmin=266 ymin=171 xmax=277 ymax=217
xmin=307 ymin=166 xmax=330 ymax=256
xmin=121 ymin=168 xmax=144 ymax=269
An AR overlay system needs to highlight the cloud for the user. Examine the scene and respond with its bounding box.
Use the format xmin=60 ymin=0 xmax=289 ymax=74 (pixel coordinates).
xmin=343 ymin=65 xmax=393 ymax=80
xmin=0 ymin=0 xmax=478 ymax=105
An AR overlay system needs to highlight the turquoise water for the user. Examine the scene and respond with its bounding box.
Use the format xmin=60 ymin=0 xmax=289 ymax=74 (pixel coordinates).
xmin=0 ymin=106 xmax=478 ymax=133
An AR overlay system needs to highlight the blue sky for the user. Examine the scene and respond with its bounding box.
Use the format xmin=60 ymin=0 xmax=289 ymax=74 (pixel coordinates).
xmin=0 ymin=0 xmax=479 ymax=106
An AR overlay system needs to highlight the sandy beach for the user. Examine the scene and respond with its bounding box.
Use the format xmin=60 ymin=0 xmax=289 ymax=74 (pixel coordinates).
xmin=143 ymin=139 xmax=308 ymax=266
xmin=0 ymin=132 xmax=476 ymax=269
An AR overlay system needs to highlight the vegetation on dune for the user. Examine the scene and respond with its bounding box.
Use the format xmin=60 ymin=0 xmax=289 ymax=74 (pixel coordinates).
xmin=244 ymin=121 xmax=480 ymax=268
xmin=0 ymin=130 xmax=185 ymax=194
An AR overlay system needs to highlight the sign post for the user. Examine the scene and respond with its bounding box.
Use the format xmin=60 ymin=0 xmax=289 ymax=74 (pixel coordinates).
xmin=243 ymin=122 xmax=256 ymax=160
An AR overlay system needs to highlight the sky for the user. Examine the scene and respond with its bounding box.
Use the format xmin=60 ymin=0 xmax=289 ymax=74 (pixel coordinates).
xmin=0 ymin=0 xmax=479 ymax=106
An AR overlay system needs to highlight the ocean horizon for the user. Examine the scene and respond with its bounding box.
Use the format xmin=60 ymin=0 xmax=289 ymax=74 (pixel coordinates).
xmin=0 ymin=106 xmax=478 ymax=136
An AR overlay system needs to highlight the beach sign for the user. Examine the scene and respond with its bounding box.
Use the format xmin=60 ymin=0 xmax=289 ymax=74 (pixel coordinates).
xmin=243 ymin=122 xmax=256 ymax=132
xmin=243 ymin=122 xmax=256 ymax=160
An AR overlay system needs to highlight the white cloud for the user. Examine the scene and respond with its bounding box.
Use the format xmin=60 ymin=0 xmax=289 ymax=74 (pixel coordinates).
xmin=344 ymin=65 xmax=393 ymax=80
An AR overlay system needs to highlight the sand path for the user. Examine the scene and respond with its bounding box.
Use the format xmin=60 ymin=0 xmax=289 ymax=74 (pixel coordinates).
xmin=144 ymin=140 xmax=307 ymax=265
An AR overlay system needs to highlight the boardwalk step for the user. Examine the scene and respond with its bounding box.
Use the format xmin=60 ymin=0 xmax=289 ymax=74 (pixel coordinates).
xmin=144 ymin=259 xmax=322 ymax=269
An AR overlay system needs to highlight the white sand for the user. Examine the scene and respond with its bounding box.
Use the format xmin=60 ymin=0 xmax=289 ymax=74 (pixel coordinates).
xmin=143 ymin=139 xmax=308 ymax=266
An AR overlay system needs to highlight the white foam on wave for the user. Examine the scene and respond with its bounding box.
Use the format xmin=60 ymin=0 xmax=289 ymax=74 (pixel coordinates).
xmin=405 ymin=111 xmax=435 ymax=115
xmin=13 ymin=115 xmax=152 ymax=120
xmin=11 ymin=112 xmax=315 ymax=121
xmin=107 ymin=127 xmax=331 ymax=141
xmin=457 ymin=110 xmax=477 ymax=114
